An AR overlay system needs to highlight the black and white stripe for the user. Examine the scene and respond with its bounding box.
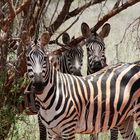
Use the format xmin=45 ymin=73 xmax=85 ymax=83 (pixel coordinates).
xmin=81 ymin=22 xmax=110 ymax=75
xmin=59 ymin=46 xmax=83 ymax=76
xmin=60 ymin=32 xmax=83 ymax=76
xmin=49 ymin=32 xmax=83 ymax=76
xmin=25 ymin=33 xmax=83 ymax=140
xmin=81 ymin=22 xmax=110 ymax=140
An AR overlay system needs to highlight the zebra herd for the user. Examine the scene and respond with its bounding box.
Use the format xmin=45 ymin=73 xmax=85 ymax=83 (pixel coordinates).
xmin=22 ymin=22 xmax=140 ymax=140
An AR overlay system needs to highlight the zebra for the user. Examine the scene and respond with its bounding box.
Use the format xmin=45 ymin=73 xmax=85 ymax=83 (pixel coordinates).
xmin=24 ymin=32 xmax=83 ymax=140
xmin=43 ymin=32 xmax=83 ymax=140
xmin=81 ymin=22 xmax=110 ymax=75
xmin=23 ymin=31 xmax=140 ymax=140
xmin=53 ymin=32 xmax=83 ymax=76
xmin=81 ymin=23 xmax=140 ymax=140
xmin=81 ymin=22 xmax=120 ymax=140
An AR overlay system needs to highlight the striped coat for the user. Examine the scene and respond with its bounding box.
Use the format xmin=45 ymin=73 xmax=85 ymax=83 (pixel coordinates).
xmin=23 ymin=31 xmax=140 ymax=140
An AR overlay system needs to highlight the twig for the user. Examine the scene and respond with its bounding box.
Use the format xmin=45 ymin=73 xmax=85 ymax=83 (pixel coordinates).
xmin=97 ymin=0 xmax=108 ymax=21
xmin=66 ymin=0 xmax=105 ymax=21
xmin=43 ymin=0 xmax=52 ymax=16
xmin=113 ymin=0 xmax=122 ymax=9
xmin=1 ymin=0 xmax=32 ymax=32
xmin=92 ymin=0 xmax=140 ymax=32
xmin=67 ymin=0 xmax=140 ymax=47
xmin=53 ymin=11 xmax=84 ymax=47
xmin=46 ymin=0 xmax=74 ymax=35
xmin=116 ymin=16 xmax=140 ymax=46
xmin=49 ymin=0 xmax=61 ymax=26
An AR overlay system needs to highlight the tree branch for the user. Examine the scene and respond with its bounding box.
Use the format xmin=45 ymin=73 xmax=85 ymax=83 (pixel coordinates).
xmin=50 ymin=11 xmax=83 ymax=47
xmin=49 ymin=0 xmax=61 ymax=26
xmin=92 ymin=0 xmax=140 ymax=32
xmin=1 ymin=0 xmax=32 ymax=32
xmin=66 ymin=0 xmax=105 ymax=20
xmin=67 ymin=0 xmax=140 ymax=48
xmin=47 ymin=0 xmax=106 ymax=37
xmin=47 ymin=0 xmax=74 ymax=36
xmin=113 ymin=0 xmax=122 ymax=9
xmin=49 ymin=0 xmax=107 ymax=45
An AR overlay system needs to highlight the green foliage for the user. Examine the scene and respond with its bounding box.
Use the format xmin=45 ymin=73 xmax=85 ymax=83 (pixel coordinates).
xmin=0 ymin=69 xmax=29 ymax=139
xmin=10 ymin=77 xmax=24 ymax=95
xmin=7 ymin=115 xmax=39 ymax=140
xmin=0 ymin=105 xmax=17 ymax=139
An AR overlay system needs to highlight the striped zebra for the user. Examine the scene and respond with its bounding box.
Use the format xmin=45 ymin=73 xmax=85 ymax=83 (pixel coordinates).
xmin=24 ymin=32 xmax=83 ymax=140
xmin=81 ymin=23 xmax=118 ymax=140
xmin=23 ymin=31 xmax=140 ymax=140
xmin=81 ymin=23 xmax=140 ymax=140
xmin=81 ymin=22 xmax=110 ymax=75
xmin=54 ymin=32 xmax=83 ymax=76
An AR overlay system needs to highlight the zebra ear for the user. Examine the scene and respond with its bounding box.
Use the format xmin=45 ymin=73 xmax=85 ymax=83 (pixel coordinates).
xmin=99 ymin=23 xmax=111 ymax=39
xmin=62 ymin=32 xmax=70 ymax=45
xmin=40 ymin=31 xmax=50 ymax=47
xmin=81 ymin=22 xmax=92 ymax=38
xmin=20 ymin=31 xmax=31 ymax=46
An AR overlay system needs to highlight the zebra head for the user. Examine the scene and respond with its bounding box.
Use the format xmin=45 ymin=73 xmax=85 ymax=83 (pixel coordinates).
xmin=81 ymin=22 xmax=111 ymax=74
xmin=21 ymin=31 xmax=50 ymax=92
xmin=61 ymin=32 xmax=83 ymax=76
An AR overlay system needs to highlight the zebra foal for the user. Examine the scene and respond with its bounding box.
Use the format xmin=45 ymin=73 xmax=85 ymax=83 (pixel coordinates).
xmin=23 ymin=31 xmax=140 ymax=140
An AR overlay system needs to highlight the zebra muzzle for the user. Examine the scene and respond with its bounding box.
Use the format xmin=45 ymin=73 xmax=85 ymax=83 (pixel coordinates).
xmin=32 ymin=81 xmax=45 ymax=92
xmin=32 ymin=73 xmax=45 ymax=92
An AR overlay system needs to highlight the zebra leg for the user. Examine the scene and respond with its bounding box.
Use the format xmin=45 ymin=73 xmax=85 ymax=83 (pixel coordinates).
xmin=110 ymin=127 xmax=119 ymax=140
xmin=118 ymin=116 xmax=138 ymax=140
xmin=90 ymin=134 xmax=98 ymax=140
xmin=38 ymin=115 xmax=47 ymax=140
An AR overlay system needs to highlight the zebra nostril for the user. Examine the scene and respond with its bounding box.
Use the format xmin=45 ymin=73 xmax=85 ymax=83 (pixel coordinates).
xmin=73 ymin=70 xmax=82 ymax=76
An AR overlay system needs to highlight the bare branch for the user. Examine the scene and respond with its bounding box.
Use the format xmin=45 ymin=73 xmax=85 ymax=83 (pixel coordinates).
xmin=47 ymin=0 xmax=74 ymax=35
xmin=50 ymin=7 xmax=85 ymax=47
xmin=67 ymin=0 xmax=140 ymax=47
xmin=97 ymin=0 xmax=107 ymax=21
xmin=92 ymin=0 xmax=140 ymax=32
xmin=1 ymin=0 xmax=32 ymax=32
xmin=42 ymin=0 xmax=52 ymax=16
xmin=13 ymin=0 xmax=32 ymax=15
xmin=1 ymin=0 xmax=16 ymax=32
xmin=33 ymin=0 xmax=48 ymax=39
xmin=116 ymin=16 xmax=140 ymax=46
xmin=7 ymin=0 xmax=15 ymax=19
xmin=66 ymin=0 xmax=105 ymax=20
xmin=47 ymin=0 xmax=106 ymax=36
xmin=49 ymin=0 xmax=61 ymax=26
